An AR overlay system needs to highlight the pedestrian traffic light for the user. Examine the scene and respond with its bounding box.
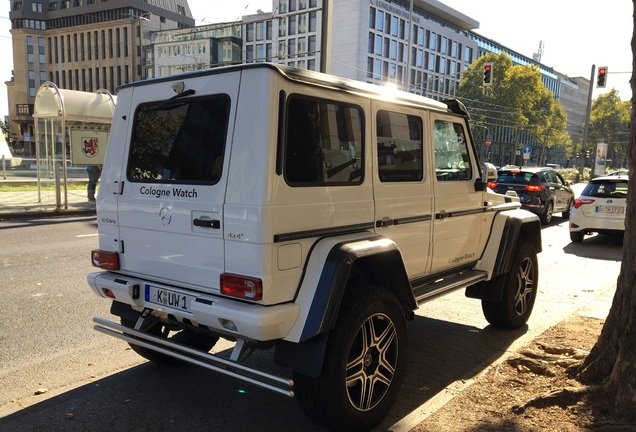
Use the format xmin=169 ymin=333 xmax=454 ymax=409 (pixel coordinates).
xmin=483 ymin=63 xmax=493 ymax=86
xmin=597 ymin=66 xmax=608 ymax=88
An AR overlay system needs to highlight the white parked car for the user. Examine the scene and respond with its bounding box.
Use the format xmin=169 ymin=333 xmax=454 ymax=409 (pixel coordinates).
xmin=569 ymin=175 xmax=628 ymax=243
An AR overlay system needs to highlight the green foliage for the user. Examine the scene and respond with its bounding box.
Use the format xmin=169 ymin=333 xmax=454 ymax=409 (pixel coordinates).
xmin=457 ymin=52 xmax=571 ymax=161
xmin=589 ymin=89 xmax=630 ymax=165
xmin=558 ymin=167 xmax=591 ymax=183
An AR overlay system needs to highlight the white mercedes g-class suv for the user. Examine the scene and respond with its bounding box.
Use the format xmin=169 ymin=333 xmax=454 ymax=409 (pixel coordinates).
xmin=88 ymin=63 xmax=541 ymax=431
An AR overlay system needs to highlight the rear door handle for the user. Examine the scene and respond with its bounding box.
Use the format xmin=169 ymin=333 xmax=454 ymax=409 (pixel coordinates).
xmin=193 ymin=218 xmax=220 ymax=229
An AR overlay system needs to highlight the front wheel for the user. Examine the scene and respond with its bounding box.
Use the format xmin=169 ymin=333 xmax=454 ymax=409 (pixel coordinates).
xmin=294 ymin=285 xmax=408 ymax=431
xmin=482 ymin=241 xmax=538 ymax=329
xmin=121 ymin=318 xmax=219 ymax=366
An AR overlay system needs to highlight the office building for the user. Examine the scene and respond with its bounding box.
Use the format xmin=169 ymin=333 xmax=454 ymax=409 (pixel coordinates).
xmin=6 ymin=0 xmax=194 ymax=154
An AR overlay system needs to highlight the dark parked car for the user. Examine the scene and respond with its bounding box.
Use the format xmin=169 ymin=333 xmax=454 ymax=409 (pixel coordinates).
xmin=488 ymin=166 xmax=575 ymax=224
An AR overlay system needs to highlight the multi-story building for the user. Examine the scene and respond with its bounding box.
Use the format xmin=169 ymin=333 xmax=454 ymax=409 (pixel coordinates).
xmin=6 ymin=0 xmax=194 ymax=155
xmin=148 ymin=0 xmax=478 ymax=100
xmin=470 ymin=31 xmax=590 ymax=166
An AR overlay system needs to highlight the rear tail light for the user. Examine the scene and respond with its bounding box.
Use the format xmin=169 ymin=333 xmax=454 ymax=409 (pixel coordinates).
xmin=574 ymin=198 xmax=595 ymax=209
xmin=221 ymin=273 xmax=263 ymax=301
xmin=525 ymin=184 xmax=545 ymax=192
xmin=91 ymin=250 xmax=120 ymax=270
xmin=487 ymin=182 xmax=497 ymax=189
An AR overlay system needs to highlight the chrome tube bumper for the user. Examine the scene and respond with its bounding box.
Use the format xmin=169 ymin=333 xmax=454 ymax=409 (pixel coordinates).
xmin=92 ymin=317 xmax=294 ymax=397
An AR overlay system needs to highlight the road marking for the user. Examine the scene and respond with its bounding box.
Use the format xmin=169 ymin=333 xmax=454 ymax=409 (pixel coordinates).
xmin=77 ymin=233 xmax=98 ymax=238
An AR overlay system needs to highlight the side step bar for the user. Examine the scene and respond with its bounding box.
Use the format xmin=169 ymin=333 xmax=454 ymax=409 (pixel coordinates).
xmin=412 ymin=269 xmax=488 ymax=305
xmin=93 ymin=317 xmax=294 ymax=397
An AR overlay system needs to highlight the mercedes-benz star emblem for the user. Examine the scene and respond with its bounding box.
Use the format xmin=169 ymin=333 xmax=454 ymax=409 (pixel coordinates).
xmin=159 ymin=207 xmax=172 ymax=225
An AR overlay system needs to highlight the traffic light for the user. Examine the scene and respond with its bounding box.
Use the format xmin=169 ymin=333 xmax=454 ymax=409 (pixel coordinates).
xmin=483 ymin=63 xmax=493 ymax=86
xmin=597 ymin=66 xmax=608 ymax=88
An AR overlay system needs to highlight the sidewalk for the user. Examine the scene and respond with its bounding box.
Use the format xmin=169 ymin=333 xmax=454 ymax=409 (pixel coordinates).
xmin=0 ymin=178 xmax=96 ymax=219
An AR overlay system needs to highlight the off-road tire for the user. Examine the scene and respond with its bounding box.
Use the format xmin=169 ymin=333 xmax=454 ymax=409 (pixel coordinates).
xmin=121 ymin=318 xmax=218 ymax=366
xmin=482 ymin=241 xmax=538 ymax=329
xmin=294 ymin=284 xmax=408 ymax=432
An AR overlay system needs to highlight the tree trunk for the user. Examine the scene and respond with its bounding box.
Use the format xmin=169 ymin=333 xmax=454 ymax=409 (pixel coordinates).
xmin=578 ymin=2 xmax=636 ymax=421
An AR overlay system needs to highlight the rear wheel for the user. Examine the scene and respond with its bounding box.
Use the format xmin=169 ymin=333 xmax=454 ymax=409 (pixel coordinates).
xmin=482 ymin=241 xmax=538 ymax=329
xmin=570 ymin=231 xmax=584 ymax=243
xmin=294 ymin=284 xmax=408 ymax=431
xmin=562 ymin=199 xmax=573 ymax=219
xmin=540 ymin=201 xmax=554 ymax=224
xmin=121 ymin=318 xmax=219 ymax=366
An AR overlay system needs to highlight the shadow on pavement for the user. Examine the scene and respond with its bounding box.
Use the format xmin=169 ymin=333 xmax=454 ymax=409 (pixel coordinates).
xmin=0 ymin=317 xmax=526 ymax=432
xmin=563 ymin=233 xmax=623 ymax=261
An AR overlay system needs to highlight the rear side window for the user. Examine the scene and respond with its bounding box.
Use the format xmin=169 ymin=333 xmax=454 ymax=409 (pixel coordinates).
xmin=376 ymin=110 xmax=423 ymax=182
xmin=127 ymin=95 xmax=230 ymax=184
xmin=284 ymin=96 xmax=364 ymax=185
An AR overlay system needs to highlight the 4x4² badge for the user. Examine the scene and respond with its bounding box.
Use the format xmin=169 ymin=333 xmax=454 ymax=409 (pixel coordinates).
xmin=159 ymin=207 xmax=172 ymax=225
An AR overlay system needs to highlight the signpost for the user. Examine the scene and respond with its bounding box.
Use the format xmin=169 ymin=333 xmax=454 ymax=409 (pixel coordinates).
xmin=523 ymin=145 xmax=532 ymax=163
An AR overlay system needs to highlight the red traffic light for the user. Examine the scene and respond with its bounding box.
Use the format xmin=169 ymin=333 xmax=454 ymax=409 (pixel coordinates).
xmin=597 ymin=66 xmax=608 ymax=88
xmin=483 ymin=63 xmax=493 ymax=86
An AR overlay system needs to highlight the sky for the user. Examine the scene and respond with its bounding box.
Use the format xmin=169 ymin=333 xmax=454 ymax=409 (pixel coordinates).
xmin=0 ymin=0 xmax=632 ymax=120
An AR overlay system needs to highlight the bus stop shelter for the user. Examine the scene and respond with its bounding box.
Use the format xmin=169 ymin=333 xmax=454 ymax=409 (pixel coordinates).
xmin=33 ymin=82 xmax=116 ymax=209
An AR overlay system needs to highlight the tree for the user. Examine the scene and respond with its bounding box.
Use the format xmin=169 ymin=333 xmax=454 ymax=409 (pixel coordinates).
xmin=517 ymin=3 xmax=636 ymax=421
xmin=457 ymin=52 xmax=569 ymax=165
xmin=576 ymin=2 xmax=636 ymax=419
xmin=589 ymin=89 xmax=630 ymax=170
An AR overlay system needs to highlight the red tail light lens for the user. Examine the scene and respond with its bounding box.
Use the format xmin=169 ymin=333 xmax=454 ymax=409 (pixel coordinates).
xmin=91 ymin=250 xmax=120 ymax=270
xmin=221 ymin=273 xmax=263 ymax=301
xmin=525 ymin=184 xmax=544 ymax=193
xmin=574 ymin=198 xmax=595 ymax=209
xmin=487 ymin=182 xmax=497 ymax=189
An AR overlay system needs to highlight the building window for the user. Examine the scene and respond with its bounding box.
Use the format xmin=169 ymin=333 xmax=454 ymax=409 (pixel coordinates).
xmin=256 ymin=22 xmax=265 ymax=41
xmin=29 ymin=70 xmax=36 ymax=96
xmin=298 ymin=13 xmax=307 ymax=33
xmin=246 ymin=23 xmax=254 ymax=42
xmin=18 ymin=104 xmax=32 ymax=115
xmin=369 ymin=7 xmax=375 ymax=28
xmin=73 ymin=34 xmax=78 ymax=61
xmin=27 ymin=36 xmax=34 ymax=63
xmin=279 ymin=17 xmax=287 ymax=37
xmin=376 ymin=10 xmax=383 ymax=31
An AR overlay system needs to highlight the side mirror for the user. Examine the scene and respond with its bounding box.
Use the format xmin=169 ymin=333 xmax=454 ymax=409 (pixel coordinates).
xmin=476 ymin=162 xmax=498 ymax=191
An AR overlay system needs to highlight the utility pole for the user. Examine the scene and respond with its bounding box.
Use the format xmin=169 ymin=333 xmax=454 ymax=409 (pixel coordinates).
xmin=319 ymin=0 xmax=332 ymax=74
xmin=579 ymin=64 xmax=595 ymax=174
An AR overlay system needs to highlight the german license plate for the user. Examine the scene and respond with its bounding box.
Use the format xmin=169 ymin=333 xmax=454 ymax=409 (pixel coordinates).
xmin=145 ymin=284 xmax=193 ymax=312
xmin=596 ymin=205 xmax=624 ymax=214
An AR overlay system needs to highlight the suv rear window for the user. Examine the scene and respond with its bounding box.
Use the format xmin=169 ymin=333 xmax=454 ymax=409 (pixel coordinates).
xmin=127 ymin=95 xmax=230 ymax=184
xmin=497 ymin=171 xmax=536 ymax=184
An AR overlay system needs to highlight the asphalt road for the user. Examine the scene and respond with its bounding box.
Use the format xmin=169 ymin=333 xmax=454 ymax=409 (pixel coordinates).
xmin=0 ymin=214 xmax=622 ymax=432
